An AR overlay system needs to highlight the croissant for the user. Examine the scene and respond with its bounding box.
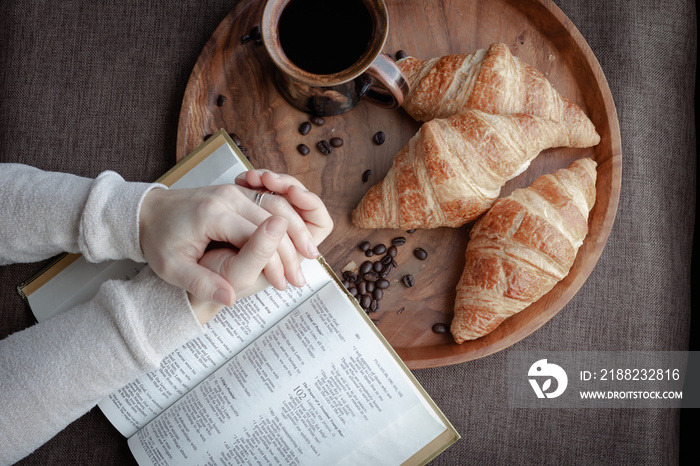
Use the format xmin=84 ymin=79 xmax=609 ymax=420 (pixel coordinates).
xmin=450 ymin=157 xmax=597 ymax=343
xmin=351 ymin=109 xmax=596 ymax=229
xmin=398 ymin=43 xmax=600 ymax=146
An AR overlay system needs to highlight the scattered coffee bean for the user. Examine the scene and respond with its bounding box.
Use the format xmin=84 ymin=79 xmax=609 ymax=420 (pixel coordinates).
xmin=373 ymin=131 xmax=386 ymax=145
xmin=391 ymin=258 xmax=398 ymax=268
xmin=370 ymin=299 xmax=380 ymax=312
xmin=216 ymin=95 xmax=227 ymax=107
xmin=432 ymin=323 xmax=449 ymax=334
xmin=349 ymin=287 xmax=358 ymax=297
xmin=360 ymin=294 xmax=372 ymax=309
xmin=229 ymin=133 xmax=242 ymax=146
xmin=342 ymin=279 xmax=351 ymax=288
xmin=238 ymin=146 xmax=249 ymax=156
xmin=297 ymin=144 xmax=310 ymax=155
xmin=371 ymin=318 xmax=380 ymax=325
xmin=372 ymin=261 xmax=383 ymax=273
xmin=343 ymin=271 xmax=357 ymax=282
xmin=381 ymin=254 xmax=393 ymax=265
xmin=249 ymin=25 xmax=261 ymax=40
xmin=329 ymin=137 xmax=344 ymax=147
xmin=401 ymin=274 xmax=415 ymax=288
xmin=359 ymin=241 xmax=371 ymax=252
xmin=298 ymin=121 xmax=311 ymax=135
xmin=395 ymin=49 xmax=408 ymax=60
xmin=376 ymin=279 xmax=390 ymax=289
xmin=357 ymin=281 xmax=367 ymax=295
xmin=392 ymin=236 xmax=407 ymax=247
xmin=414 ymin=248 xmax=428 ymax=260
xmin=360 ymin=261 xmax=373 ymax=274
xmin=372 ymin=244 xmax=386 ymax=255
xmin=204 ymin=133 xmax=213 ymax=140
xmin=364 ymin=250 xmax=374 ymax=257
xmin=310 ymin=116 xmax=325 ymax=126
xmin=380 ymin=264 xmax=393 ymax=277
xmin=387 ymin=245 xmax=397 ymax=257
xmin=407 ymin=229 xmax=416 ymax=233
xmin=373 ymin=288 xmax=384 ymax=300
xmin=362 ymin=169 xmax=371 ymax=183
xmin=241 ymin=34 xmax=251 ymax=44
xmin=366 ymin=281 xmax=375 ymax=293
xmin=317 ymin=140 xmax=332 ymax=155
xmin=364 ymin=272 xmax=379 ymax=282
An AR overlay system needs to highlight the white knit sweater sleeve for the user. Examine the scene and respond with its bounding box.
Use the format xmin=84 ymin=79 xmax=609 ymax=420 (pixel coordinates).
xmin=0 ymin=164 xmax=205 ymax=463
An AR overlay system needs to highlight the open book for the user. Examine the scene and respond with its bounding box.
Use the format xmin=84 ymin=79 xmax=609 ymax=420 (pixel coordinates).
xmin=18 ymin=130 xmax=459 ymax=465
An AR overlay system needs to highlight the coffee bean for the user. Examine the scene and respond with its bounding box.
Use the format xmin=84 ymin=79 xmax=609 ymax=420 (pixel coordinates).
xmin=366 ymin=281 xmax=375 ymax=293
xmin=396 ymin=49 xmax=408 ymax=60
xmin=216 ymin=95 xmax=227 ymax=107
xmin=360 ymin=294 xmax=372 ymax=309
xmin=310 ymin=116 xmax=325 ymax=126
xmin=362 ymin=169 xmax=371 ymax=183
xmin=357 ymin=281 xmax=367 ymax=295
xmin=330 ymin=137 xmax=344 ymax=147
xmin=229 ymin=133 xmax=242 ymax=146
xmin=371 ymin=318 xmax=380 ymax=324
xmin=298 ymin=121 xmax=311 ymax=135
xmin=407 ymin=229 xmax=416 ymax=234
xmin=370 ymin=299 xmax=380 ymax=312
xmin=373 ymin=288 xmax=383 ymax=300
xmin=380 ymin=264 xmax=393 ymax=277
xmin=392 ymin=237 xmax=407 ymax=247
xmin=373 ymin=131 xmax=386 ymax=145
xmin=241 ymin=34 xmax=251 ymax=44
xmin=372 ymin=244 xmax=386 ymax=255
xmin=249 ymin=25 xmax=261 ymax=40
xmin=343 ymin=271 xmax=357 ymax=282
xmin=372 ymin=261 xmax=383 ymax=272
xmin=381 ymin=254 xmax=393 ymax=265
xmin=391 ymin=258 xmax=398 ymax=268
xmin=432 ymin=323 xmax=449 ymax=334
xmin=317 ymin=140 xmax=332 ymax=155
xmin=349 ymin=287 xmax=358 ymax=297
xmin=297 ymin=144 xmax=310 ymax=155
xmin=342 ymin=279 xmax=350 ymax=288
xmin=204 ymin=133 xmax=213 ymax=140
xmin=365 ymin=250 xmax=374 ymax=257
xmin=401 ymin=274 xmax=415 ymax=287
xmin=363 ymin=272 xmax=379 ymax=282
xmin=387 ymin=245 xmax=397 ymax=257
xmin=360 ymin=261 xmax=373 ymax=274
xmin=238 ymin=146 xmax=249 ymax=156
xmin=414 ymin=248 xmax=428 ymax=260
xmin=376 ymin=279 xmax=390 ymax=289
xmin=359 ymin=241 xmax=371 ymax=251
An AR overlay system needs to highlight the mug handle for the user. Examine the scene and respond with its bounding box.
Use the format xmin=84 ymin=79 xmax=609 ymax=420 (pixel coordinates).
xmin=360 ymin=53 xmax=410 ymax=109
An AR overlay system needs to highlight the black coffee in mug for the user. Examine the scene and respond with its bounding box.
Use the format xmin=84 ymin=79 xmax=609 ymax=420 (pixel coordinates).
xmin=278 ymin=0 xmax=373 ymax=75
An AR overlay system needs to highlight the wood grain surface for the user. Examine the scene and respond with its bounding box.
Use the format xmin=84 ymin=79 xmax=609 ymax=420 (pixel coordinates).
xmin=176 ymin=0 xmax=622 ymax=368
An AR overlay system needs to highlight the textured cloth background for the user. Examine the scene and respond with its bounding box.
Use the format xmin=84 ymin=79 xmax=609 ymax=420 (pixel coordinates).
xmin=0 ymin=0 xmax=696 ymax=464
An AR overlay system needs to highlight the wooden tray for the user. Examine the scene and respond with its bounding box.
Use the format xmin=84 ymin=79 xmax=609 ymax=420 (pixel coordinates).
xmin=176 ymin=0 xmax=622 ymax=369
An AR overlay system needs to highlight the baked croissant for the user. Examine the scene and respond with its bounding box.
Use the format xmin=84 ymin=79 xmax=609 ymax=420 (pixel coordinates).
xmin=351 ymin=109 xmax=596 ymax=229
xmin=398 ymin=43 xmax=600 ymax=146
xmin=450 ymin=157 xmax=597 ymax=343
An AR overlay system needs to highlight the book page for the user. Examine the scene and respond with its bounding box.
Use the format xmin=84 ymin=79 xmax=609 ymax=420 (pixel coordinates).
xmin=128 ymin=282 xmax=447 ymax=466
xmin=99 ymin=258 xmax=332 ymax=437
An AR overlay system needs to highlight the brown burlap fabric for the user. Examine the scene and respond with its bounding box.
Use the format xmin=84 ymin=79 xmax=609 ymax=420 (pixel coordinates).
xmin=1 ymin=0 xmax=696 ymax=464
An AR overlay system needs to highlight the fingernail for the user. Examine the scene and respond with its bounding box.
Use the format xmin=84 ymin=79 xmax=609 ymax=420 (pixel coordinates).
xmin=213 ymin=288 xmax=232 ymax=306
xmin=297 ymin=269 xmax=307 ymax=286
xmin=307 ymin=240 xmax=319 ymax=258
xmin=265 ymin=217 xmax=288 ymax=237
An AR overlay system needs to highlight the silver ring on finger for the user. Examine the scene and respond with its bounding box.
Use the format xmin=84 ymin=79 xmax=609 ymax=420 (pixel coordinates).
xmin=254 ymin=189 xmax=275 ymax=207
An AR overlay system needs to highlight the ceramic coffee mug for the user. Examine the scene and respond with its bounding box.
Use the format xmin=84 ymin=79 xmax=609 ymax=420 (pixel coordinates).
xmin=261 ymin=0 xmax=409 ymax=116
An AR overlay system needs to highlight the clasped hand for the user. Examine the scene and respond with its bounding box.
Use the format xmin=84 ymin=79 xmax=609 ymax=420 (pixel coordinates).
xmin=139 ymin=170 xmax=333 ymax=323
